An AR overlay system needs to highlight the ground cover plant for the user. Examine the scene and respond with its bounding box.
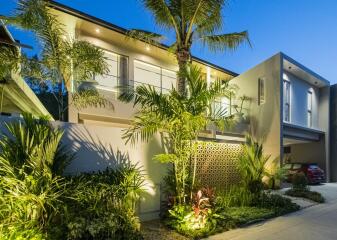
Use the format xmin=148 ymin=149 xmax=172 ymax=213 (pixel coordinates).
xmin=0 ymin=114 xmax=145 ymax=239
xmin=285 ymin=173 xmax=325 ymax=203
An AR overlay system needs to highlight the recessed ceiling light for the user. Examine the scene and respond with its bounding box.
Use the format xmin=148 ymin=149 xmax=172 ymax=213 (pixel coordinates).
xmin=95 ymin=28 xmax=100 ymax=33
xmin=146 ymin=45 xmax=150 ymax=51
xmin=315 ymin=81 xmax=318 ymax=84
xmin=288 ymin=66 xmax=292 ymax=70
xmin=62 ymin=35 xmax=67 ymax=40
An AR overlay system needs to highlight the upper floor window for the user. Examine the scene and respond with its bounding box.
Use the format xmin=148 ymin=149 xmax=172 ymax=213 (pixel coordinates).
xmin=283 ymin=80 xmax=290 ymax=122
xmin=91 ymin=50 xmax=128 ymax=92
xmin=258 ymin=77 xmax=265 ymax=105
xmin=134 ymin=60 xmax=176 ymax=93
xmin=307 ymin=90 xmax=312 ymax=127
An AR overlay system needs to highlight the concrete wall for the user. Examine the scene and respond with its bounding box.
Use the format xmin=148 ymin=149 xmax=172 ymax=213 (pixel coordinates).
xmin=230 ymin=53 xmax=282 ymax=161
xmin=283 ymin=71 xmax=320 ymax=129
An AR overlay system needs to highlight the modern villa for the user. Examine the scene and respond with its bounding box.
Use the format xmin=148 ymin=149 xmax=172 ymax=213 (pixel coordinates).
xmin=4 ymin=2 xmax=337 ymax=238
xmin=48 ymin=1 xmax=333 ymax=178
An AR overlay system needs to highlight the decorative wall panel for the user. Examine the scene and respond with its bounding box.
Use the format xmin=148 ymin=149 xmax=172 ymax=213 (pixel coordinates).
xmin=194 ymin=142 xmax=243 ymax=190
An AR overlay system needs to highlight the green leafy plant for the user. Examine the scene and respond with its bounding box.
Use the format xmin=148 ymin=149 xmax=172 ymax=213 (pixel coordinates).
xmin=120 ymin=66 xmax=236 ymax=204
xmin=285 ymin=189 xmax=325 ymax=203
xmin=215 ymin=185 xmax=254 ymax=208
xmin=238 ymin=135 xmax=270 ymax=194
xmin=128 ymin=0 xmax=250 ymax=94
xmin=285 ymin=173 xmax=325 ymax=203
xmin=61 ymin=165 xmax=145 ymax=240
xmin=252 ymin=192 xmax=300 ymax=215
xmin=2 ymin=0 xmax=111 ymax=120
xmin=0 ymin=113 xmax=71 ymax=239
xmin=291 ymin=172 xmax=309 ymax=191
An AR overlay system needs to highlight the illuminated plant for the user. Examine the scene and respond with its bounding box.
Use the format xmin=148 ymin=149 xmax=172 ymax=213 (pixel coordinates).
xmin=120 ymin=65 xmax=236 ymax=204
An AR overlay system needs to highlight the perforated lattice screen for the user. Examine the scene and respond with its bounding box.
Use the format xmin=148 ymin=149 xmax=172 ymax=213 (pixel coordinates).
xmin=194 ymin=142 xmax=243 ymax=190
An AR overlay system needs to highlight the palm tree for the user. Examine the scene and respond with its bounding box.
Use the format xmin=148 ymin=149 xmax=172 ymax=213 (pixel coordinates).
xmin=1 ymin=0 xmax=111 ymax=121
xmin=129 ymin=0 xmax=250 ymax=94
xmin=119 ymin=66 xmax=236 ymax=203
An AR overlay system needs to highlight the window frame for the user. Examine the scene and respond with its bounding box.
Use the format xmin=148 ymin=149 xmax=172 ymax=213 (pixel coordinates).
xmin=258 ymin=77 xmax=266 ymax=105
xmin=307 ymin=90 xmax=313 ymax=127
xmin=283 ymin=80 xmax=291 ymax=123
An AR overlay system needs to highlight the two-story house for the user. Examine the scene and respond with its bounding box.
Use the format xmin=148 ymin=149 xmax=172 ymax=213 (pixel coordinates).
xmin=49 ymin=2 xmax=332 ymax=180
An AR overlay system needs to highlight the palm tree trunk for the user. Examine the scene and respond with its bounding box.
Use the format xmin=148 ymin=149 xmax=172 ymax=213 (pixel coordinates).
xmin=176 ymin=48 xmax=191 ymax=95
xmin=58 ymin=81 xmax=64 ymax=121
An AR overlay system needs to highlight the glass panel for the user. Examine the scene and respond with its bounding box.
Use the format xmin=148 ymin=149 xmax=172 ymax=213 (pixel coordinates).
xmin=283 ymin=80 xmax=290 ymax=122
xmin=90 ymin=51 xmax=128 ymax=93
xmin=161 ymin=69 xmax=177 ymax=91
xmin=308 ymin=111 xmax=312 ymax=127
xmin=258 ymin=77 xmax=265 ymax=105
xmin=292 ymin=164 xmax=302 ymax=169
xmin=307 ymin=91 xmax=312 ymax=111
xmin=134 ymin=60 xmax=161 ymax=89
xmin=283 ymin=164 xmax=292 ymax=170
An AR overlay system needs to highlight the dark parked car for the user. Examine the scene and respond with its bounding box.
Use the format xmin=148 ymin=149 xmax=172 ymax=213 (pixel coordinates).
xmin=283 ymin=163 xmax=325 ymax=184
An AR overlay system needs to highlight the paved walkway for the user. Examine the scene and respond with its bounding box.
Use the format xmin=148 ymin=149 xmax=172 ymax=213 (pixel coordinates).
xmin=206 ymin=183 xmax=337 ymax=240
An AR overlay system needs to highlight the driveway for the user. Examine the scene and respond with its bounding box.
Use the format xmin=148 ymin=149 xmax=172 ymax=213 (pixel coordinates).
xmin=206 ymin=183 xmax=337 ymax=240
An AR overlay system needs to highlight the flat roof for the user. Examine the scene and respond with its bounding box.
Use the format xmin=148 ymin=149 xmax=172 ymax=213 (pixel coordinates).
xmin=48 ymin=1 xmax=238 ymax=77
xmin=281 ymin=52 xmax=330 ymax=88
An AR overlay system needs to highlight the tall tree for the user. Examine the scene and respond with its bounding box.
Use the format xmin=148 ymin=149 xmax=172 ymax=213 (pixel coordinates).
xmin=1 ymin=0 xmax=111 ymax=120
xmin=120 ymin=66 xmax=236 ymax=204
xmin=129 ymin=0 xmax=250 ymax=94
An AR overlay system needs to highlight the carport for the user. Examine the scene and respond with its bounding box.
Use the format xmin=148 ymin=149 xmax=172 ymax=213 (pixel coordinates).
xmin=282 ymin=122 xmax=327 ymax=174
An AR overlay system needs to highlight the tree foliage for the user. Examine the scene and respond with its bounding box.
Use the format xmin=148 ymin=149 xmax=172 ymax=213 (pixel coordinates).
xmin=120 ymin=65 xmax=236 ymax=204
xmin=1 ymin=0 xmax=111 ymax=120
xmin=128 ymin=0 xmax=250 ymax=93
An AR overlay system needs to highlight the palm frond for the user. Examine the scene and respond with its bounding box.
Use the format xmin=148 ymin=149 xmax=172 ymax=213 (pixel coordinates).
xmin=71 ymin=40 xmax=109 ymax=81
xmin=72 ymin=88 xmax=114 ymax=110
xmin=126 ymin=29 xmax=165 ymax=46
xmin=200 ymin=31 xmax=251 ymax=52
xmin=122 ymin=110 xmax=162 ymax=145
xmin=140 ymin=0 xmax=179 ymax=31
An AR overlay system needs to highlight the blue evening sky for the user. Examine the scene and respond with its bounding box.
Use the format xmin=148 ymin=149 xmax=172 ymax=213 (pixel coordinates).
xmin=1 ymin=0 xmax=337 ymax=83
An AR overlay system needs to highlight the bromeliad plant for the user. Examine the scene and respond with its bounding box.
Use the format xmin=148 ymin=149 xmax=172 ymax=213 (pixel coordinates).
xmin=1 ymin=0 xmax=111 ymax=120
xmin=120 ymin=65 xmax=236 ymax=205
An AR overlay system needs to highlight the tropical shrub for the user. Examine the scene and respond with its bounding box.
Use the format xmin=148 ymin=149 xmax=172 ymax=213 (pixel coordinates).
xmin=215 ymin=185 xmax=254 ymax=208
xmin=61 ymin=166 xmax=145 ymax=240
xmin=285 ymin=189 xmax=325 ymax=203
xmin=0 ymin=113 xmax=71 ymax=239
xmin=285 ymin=173 xmax=325 ymax=203
xmin=238 ymin=135 xmax=270 ymax=194
xmin=291 ymin=172 xmax=309 ymax=191
xmin=252 ymin=192 xmax=300 ymax=215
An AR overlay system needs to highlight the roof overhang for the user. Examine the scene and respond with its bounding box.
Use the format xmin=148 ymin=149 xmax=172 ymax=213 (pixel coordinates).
xmin=48 ymin=1 xmax=238 ymax=78
xmin=0 ymin=22 xmax=53 ymax=119
xmin=283 ymin=122 xmax=324 ymax=144
xmin=281 ymin=53 xmax=329 ymax=88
